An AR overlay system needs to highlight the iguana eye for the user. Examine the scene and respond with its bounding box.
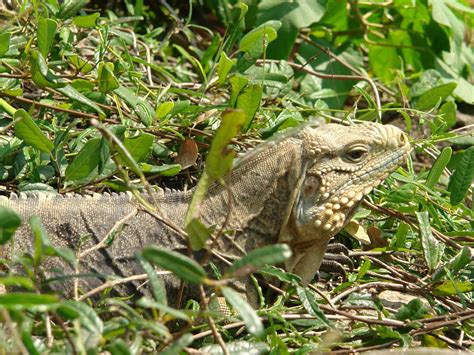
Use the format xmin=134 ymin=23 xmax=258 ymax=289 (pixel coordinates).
xmin=344 ymin=146 xmax=368 ymax=162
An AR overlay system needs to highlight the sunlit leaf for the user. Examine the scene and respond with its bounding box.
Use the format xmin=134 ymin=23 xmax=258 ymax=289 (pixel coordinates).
xmin=448 ymin=146 xmax=474 ymax=205
xmin=65 ymin=138 xmax=101 ymax=181
xmin=221 ymin=286 xmax=264 ymax=338
xmin=0 ymin=206 xmax=21 ymax=245
xmin=142 ymin=246 xmax=207 ymax=284
xmin=37 ymin=18 xmax=57 ymax=57
xmin=14 ymin=109 xmax=54 ymax=153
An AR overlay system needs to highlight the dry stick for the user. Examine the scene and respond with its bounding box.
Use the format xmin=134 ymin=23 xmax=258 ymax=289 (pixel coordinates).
xmin=0 ymin=92 xmax=100 ymax=120
xmin=0 ymin=73 xmax=25 ymax=78
xmin=365 ymin=271 xmax=419 ymax=287
xmin=0 ymin=115 xmax=23 ymax=133
xmin=198 ymin=285 xmax=230 ymax=355
xmin=256 ymin=59 xmax=382 ymax=120
xmin=410 ymin=312 xmax=474 ymax=337
xmin=368 ymin=256 xmax=424 ymax=285
xmin=77 ymin=209 xmax=139 ymax=259
xmin=51 ymin=314 xmax=78 ymax=355
xmin=45 ymin=313 xmax=54 ymax=348
xmin=363 ymin=200 xmax=462 ymax=250
xmin=1 ymin=309 xmax=28 ymax=355
xmin=307 ymin=284 xmax=336 ymax=310
xmin=331 ymin=281 xmax=415 ymax=305
xmin=319 ymin=304 xmax=406 ymax=327
xmin=193 ymin=310 xmax=407 ymax=342
xmin=300 ymin=33 xmax=396 ymax=98
xmin=419 ymin=309 xmax=474 ymax=324
xmin=429 ymin=332 xmax=469 ymax=351
xmin=193 ymin=321 xmax=246 ymax=341
xmin=330 ymin=339 xmax=400 ymax=354
xmin=73 ymin=209 xmax=138 ymax=299
xmin=77 ymin=274 xmax=151 ymax=301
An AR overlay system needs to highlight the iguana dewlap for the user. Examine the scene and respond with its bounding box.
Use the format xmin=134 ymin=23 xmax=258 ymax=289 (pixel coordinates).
xmin=0 ymin=121 xmax=410 ymax=296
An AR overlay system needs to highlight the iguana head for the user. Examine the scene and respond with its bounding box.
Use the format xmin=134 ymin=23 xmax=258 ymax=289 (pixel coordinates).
xmin=283 ymin=122 xmax=411 ymax=283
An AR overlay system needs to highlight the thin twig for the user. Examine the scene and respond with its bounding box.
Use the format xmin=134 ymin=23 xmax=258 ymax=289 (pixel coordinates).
xmin=77 ymin=209 xmax=138 ymax=258
xmin=1 ymin=309 xmax=28 ymax=355
xmin=77 ymin=273 xmax=151 ymax=301
xmin=198 ymin=285 xmax=230 ymax=355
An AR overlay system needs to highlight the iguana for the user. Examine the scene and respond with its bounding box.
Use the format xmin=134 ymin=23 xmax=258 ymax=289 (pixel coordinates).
xmin=0 ymin=121 xmax=410 ymax=298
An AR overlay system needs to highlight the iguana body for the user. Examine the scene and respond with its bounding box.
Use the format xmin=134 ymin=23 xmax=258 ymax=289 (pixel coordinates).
xmin=0 ymin=121 xmax=410 ymax=297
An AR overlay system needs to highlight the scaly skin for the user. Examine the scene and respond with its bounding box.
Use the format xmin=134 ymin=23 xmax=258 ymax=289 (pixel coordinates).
xmin=0 ymin=121 xmax=410 ymax=297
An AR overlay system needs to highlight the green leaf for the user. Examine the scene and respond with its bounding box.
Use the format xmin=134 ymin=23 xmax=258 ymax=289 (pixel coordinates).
xmin=139 ymin=163 xmax=181 ymax=176
xmin=0 ymin=276 xmax=34 ymax=290
xmin=98 ymin=61 xmax=120 ymax=93
xmin=122 ymin=133 xmax=154 ymax=162
xmin=426 ymin=147 xmax=452 ymax=189
xmin=160 ymin=334 xmax=193 ymax=355
xmin=221 ymin=286 xmax=264 ymax=338
xmin=217 ymin=52 xmax=236 ymax=84
xmin=30 ymin=216 xmax=76 ymax=265
xmin=0 ymin=293 xmax=59 ymax=310
xmin=256 ymin=0 xmax=327 ymax=58
xmin=431 ymin=0 xmax=465 ymax=42
xmin=186 ymin=218 xmax=214 ymax=250
xmin=448 ymin=146 xmax=474 ymax=205
xmin=394 ymin=299 xmax=428 ymax=321
xmin=173 ymin=44 xmax=207 ymax=82
xmin=73 ymin=12 xmax=100 ymax=27
xmin=432 ymin=246 xmax=472 ymax=282
xmin=357 ymin=258 xmax=371 ymax=279
xmin=414 ymin=82 xmax=457 ymax=111
xmin=137 ymin=297 xmax=190 ymax=322
xmin=109 ymin=339 xmax=131 ymax=355
xmin=57 ymin=85 xmax=106 ymax=116
xmin=368 ymin=44 xmax=401 ymax=82
xmin=63 ymin=300 xmax=103 ymax=349
xmin=59 ymin=0 xmax=89 ymax=19
xmin=446 ymin=247 xmax=472 ymax=275
xmin=239 ymin=20 xmax=281 ymax=57
xmin=438 ymin=101 xmax=457 ymax=128
xmin=65 ymin=137 xmax=101 ymax=181
xmin=416 ymin=211 xmax=443 ymax=271
xmin=14 ymin=109 xmax=54 ymax=153
xmin=296 ymin=286 xmax=330 ymax=326
xmin=226 ymin=244 xmax=292 ymax=276
xmin=68 ymin=54 xmax=93 ymax=74
xmin=114 ymin=86 xmax=154 ymax=126
xmin=137 ymin=255 xmax=167 ymax=304
xmin=37 ymin=18 xmax=57 ymax=57
xmin=229 ymin=74 xmax=249 ymax=107
xmin=434 ymin=281 xmax=473 ymax=296
xmin=30 ymin=51 xmax=68 ymax=88
xmin=142 ymin=246 xmax=207 ymax=284
xmin=185 ymin=109 xmax=246 ymax=227
xmin=200 ymin=341 xmax=269 ymax=354
xmin=0 ymin=206 xmax=21 ymax=245
xmin=236 ymin=84 xmax=263 ymax=130
xmin=31 ymin=215 xmax=48 ymax=266
xmin=155 ymin=101 xmax=174 ymax=119
xmin=0 ymin=32 xmax=11 ymax=55
xmin=259 ymin=266 xmax=301 ymax=285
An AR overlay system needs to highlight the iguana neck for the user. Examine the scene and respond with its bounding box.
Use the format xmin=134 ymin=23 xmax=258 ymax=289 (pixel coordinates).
xmin=195 ymin=137 xmax=306 ymax=257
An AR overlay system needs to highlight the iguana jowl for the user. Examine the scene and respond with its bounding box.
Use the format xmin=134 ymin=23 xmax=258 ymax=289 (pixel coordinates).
xmin=0 ymin=121 xmax=410 ymax=296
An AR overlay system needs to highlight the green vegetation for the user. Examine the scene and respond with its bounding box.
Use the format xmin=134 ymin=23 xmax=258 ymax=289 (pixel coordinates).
xmin=0 ymin=0 xmax=473 ymax=353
